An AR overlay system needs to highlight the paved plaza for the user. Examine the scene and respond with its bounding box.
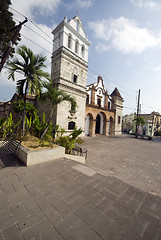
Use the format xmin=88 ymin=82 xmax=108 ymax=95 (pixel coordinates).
xmin=0 ymin=135 xmax=161 ymax=239
xmin=82 ymin=134 xmax=161 ymax=195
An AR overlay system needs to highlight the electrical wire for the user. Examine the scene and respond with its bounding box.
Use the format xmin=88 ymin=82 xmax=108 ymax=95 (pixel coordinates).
xmin=10 ymin=6 xmax=53 ymax=41
xmin=13 ymin=17 xmax=52 ymax=46
xmin=21 ymin=34 xmax=51 ymax=54
xmin=24 ymin=25 xmax=52 ymax=45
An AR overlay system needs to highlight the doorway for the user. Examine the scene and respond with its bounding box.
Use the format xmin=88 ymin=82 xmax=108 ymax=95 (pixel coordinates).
xmin=95 ymin=114 xmax=101 ymax=134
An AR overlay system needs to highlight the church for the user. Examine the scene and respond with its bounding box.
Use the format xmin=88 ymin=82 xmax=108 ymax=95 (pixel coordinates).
xmin=0 ymin=15 xmax=124 ymax=137
xmin=51 ymin=15 xmax=124 ymax=136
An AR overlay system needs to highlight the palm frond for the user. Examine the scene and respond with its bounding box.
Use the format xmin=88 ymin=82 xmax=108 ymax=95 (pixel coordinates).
xmin=16 ymin=79 xmax=26 ymax=96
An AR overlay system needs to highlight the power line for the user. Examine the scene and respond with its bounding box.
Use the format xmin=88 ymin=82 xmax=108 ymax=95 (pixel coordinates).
xmin=24 ymin=25 xmax=52 ymax=45
xmin=141 ymin=103 xmax=153 ymax=109
xmin=88 ymin=66 xmax=137 ymax=95
xmin=13 ymin=17 xmax=52 ymax=46
xmin=124 ymin=106 xmax=136 ymax=110
xmin=88 ymin=68 xmax=137 ymax=101
xmin=21 ymin=34 xmax=51 ymax=54
xmin=9 ymin=6 xmax=53 ymax=41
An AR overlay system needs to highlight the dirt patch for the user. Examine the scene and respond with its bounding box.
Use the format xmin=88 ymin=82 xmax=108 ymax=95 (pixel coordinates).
xmin=21 ymin=134 xmax=57 ymax=151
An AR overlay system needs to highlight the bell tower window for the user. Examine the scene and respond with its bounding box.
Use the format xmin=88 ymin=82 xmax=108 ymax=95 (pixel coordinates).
xmin=68 ymin=34 xmax=72 ymax=49
xmin=81 ymin=45 xmax=85 ymax=58
xmin=73 ymin=74 xmax=77 ymax=83
xmin=75 ymin=39 xmax=79 ymax=54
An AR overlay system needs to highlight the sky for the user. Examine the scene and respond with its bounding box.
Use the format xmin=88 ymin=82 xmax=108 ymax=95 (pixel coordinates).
xmin=1 ymin=0 xmax=161 ymax=115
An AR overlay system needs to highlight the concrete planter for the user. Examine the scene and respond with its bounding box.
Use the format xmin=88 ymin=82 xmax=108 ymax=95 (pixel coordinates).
xmin=16 ymin=145 xmax=85 ymax=166
xmin=16 ymin=145 xmax=65 ymax=166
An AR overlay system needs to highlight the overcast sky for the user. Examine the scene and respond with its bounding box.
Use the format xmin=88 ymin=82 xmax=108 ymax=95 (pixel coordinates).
xmin=1 ymin=0 xmax=161 ymax=115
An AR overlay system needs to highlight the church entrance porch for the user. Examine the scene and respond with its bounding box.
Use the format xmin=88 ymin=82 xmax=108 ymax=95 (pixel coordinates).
xmin=95 ymin=112 xmax=106 ymax=135
xmin=85 ymin=108 xmax=112 ymax=136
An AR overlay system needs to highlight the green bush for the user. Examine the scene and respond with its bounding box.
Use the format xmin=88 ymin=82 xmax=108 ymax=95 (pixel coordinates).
xmin=55 ymin=126 xmax=83 ymax=154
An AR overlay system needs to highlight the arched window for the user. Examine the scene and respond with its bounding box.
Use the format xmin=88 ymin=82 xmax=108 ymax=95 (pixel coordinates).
xmin=73 ymin=74 xmax=77 ymax=83
xmin=86 ymin=95 xmax=89 ymax=105
xmin=108 ymin=101 xmax=111 ymax=110
xmin=68 ymin=121 xmax=75 ymax=130
xmin=97 ymin=98 xmax=101 ymax=107
xmin=68 ymin=34 xmax=72 ymax=49
xmin=81 ymin=44 xmax=85 ymax=58
xmin=75 ymin=39 xmax=79 ymax=54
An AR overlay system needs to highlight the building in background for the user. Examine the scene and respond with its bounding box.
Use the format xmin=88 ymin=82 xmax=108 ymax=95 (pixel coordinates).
xmin=122 ymin=112 xmax=161 ymax=137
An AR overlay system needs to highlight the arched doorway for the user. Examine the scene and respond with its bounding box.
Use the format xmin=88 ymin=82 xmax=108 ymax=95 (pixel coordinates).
xmin=95 ymin=113 xmax=104 ymax=134
xmin=108 ymin=116 xmax=114 ymax=135
xmin=85 ymin=113 xmax=93 ymax=136
xmin=95 ymin=114 xmax=101 ymax=134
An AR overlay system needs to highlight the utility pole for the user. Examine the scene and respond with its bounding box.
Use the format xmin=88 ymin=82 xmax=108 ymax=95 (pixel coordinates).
xmin=136 ymin=89 xmax=140 ymax=137
xmin=0 ymin=18 xmax=28 ymax=72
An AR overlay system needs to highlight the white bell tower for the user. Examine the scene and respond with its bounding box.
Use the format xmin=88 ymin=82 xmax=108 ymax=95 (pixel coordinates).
xmin=51 ymin=15 xmax=90 ymax=134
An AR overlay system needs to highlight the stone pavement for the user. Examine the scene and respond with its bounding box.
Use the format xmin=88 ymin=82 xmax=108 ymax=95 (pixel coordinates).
xmin=81 ymin=134 xmax=161 ymax=196
xmin=1 ymin=154 xmax=161 ymax=239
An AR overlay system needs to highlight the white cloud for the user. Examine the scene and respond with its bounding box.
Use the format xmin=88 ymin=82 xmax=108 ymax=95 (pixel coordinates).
xmin=130 ymin=0 xmax=160 ymax=10
xmin=75 ymin=0 xmax=93 ymax=8
xmin=63 ymin=0 xmax=94 ymax=10
xmin=11 ymin=0 xmax=61 ymax=19
xmin=88 ymin=17 xmax=161 ymax=54
xmin=126 ymin=59 xmax=133 ymax=66
xmin=151 ymin=64 xmax=161 ymax=72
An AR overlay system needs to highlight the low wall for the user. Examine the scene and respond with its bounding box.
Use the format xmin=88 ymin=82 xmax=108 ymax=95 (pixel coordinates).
xmin=16 ymin=145 xmax=85 ymax=166
xmin=16 ymin=145 xmax=65 ymax=166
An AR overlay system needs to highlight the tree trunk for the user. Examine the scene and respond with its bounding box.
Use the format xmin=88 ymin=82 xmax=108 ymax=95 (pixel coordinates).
xmin=22 ymin=81 xmax=28 ymax=136
xmin=40 ymin=107 xmax=54 ymax=139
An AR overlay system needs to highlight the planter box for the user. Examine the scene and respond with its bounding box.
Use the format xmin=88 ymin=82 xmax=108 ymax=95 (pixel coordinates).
xmin=16 ymin=145 xmax=85 ymax=166
xmin=16 ymin=145 xmax=65 ymax=166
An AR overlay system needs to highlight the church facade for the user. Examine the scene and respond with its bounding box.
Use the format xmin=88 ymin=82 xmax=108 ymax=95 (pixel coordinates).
xmin=85 ymin=75 xmax=123 ymax=136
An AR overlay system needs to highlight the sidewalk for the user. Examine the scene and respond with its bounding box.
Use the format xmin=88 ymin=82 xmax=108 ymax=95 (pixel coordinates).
xmin=0 ymin=157 xmax=161 ymax=239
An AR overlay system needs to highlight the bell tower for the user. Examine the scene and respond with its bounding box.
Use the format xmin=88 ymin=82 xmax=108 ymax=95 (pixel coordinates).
xmin=51 ymin=15 xmax=90 ymax=133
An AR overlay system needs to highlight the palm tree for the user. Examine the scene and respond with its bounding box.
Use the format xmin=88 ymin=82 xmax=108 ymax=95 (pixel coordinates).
xmin=40 ymin=82 xmax=77 ymax=139
xmin=7 ymin=45 xmax=50 ymax=136
xmin=133 ymin=116 xmax=145 ymax=137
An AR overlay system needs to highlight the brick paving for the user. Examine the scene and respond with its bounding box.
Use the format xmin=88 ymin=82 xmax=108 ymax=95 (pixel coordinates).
xmin=0 ymin=135 xmax=161 ymax=239
xmin=82 ymin=134 xmax=161 ymax=196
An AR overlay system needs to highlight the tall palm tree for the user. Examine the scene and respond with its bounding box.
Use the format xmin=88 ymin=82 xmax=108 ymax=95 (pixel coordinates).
xmin=7 ymin=45 xmax=50 ymax=136
xmin=40 ymin=82 xmax=77 ymax=139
